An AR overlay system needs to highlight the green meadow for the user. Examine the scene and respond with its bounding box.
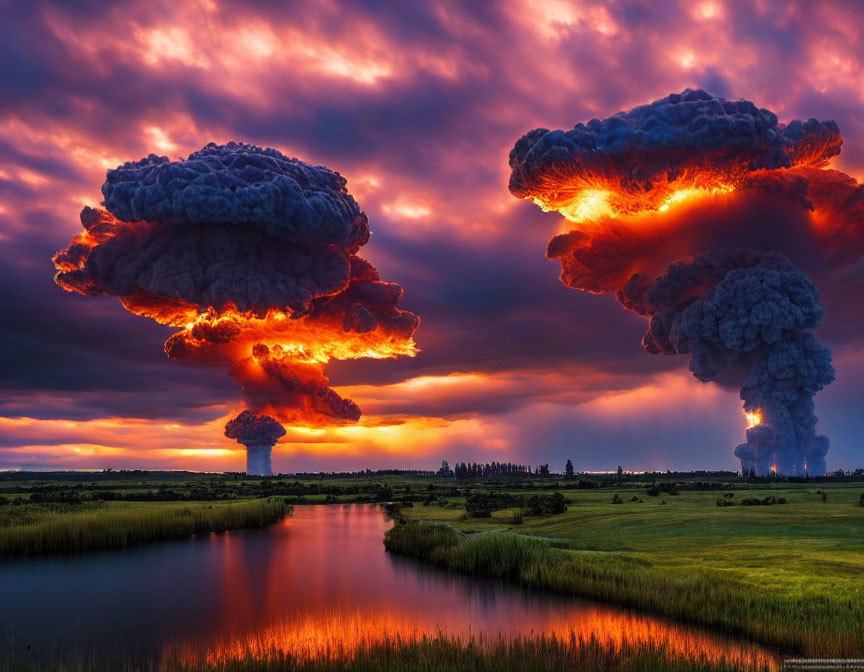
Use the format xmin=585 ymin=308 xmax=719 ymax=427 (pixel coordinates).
xmin=387 ymin=482 xmax=864 ymax=657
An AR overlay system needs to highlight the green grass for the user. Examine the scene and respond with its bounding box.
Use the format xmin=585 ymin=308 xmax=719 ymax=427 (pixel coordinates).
xmin=0 ymin=635 xmax=770 ymax=672
xmin=0 ymin=498 xmax=291 ymax=556
xmin=388 ymin=483 xmax=864 ymax=657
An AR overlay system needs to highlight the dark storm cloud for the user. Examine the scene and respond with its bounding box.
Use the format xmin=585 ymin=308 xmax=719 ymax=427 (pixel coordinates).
xmin=326 ymin=210 xmax=675 ymax=388
xmin=2 ymin=0 xmax=864 ymax=469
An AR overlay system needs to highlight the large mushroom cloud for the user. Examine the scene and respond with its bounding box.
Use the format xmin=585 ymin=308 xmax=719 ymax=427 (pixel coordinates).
xmin=54 ymin=142 xmax=419 ymax=474
xmin=509 ymin=89 xmax=864 ymax=475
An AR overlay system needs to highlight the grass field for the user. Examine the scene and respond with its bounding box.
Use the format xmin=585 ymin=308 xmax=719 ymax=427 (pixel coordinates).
xmin=0 ymin=497 xmax=290 ymax=555
xmin=386 ymin=482 xmax=864 ymax=657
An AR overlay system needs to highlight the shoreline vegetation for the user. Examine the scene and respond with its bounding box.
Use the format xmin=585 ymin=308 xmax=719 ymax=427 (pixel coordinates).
xmin=383 ymin=519 xmax=862 ymax=658
xmin=0 ymin=497 xmax=291 ymax=556
xmin=1 ymin=636 xmax=772 ymax=672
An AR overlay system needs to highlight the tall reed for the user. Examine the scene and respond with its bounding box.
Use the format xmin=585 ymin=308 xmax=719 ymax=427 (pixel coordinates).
xmin=1 ymin=634 xmax=771 ymax=672
xmin=0 ymin=498 xmax=291 ymax=556
xmin=384 ymin=521 xmax=863 ymax=657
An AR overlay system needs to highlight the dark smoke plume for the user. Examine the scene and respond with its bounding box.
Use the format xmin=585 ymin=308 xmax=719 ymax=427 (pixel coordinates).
xmin=510 ymin=88 xmax=841 ymax=217
xmin=509 ymin=90 xmax=864 ymax=475
xmin=621 ymin=251 xmax=834 ymax=474
xmin=54 ymin=142 xmax=419 ymax=461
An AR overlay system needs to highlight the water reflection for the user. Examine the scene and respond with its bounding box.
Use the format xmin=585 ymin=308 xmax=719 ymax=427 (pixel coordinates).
xmin=0 ymin=504 xmax=779 ymax=669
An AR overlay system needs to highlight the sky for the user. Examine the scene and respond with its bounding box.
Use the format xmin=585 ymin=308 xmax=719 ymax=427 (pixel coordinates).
xmin=1 ymin=0 xmax=863 ymax=473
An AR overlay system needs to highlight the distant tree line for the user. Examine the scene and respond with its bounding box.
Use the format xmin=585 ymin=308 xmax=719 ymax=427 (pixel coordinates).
xmin=447 ymin=461 xmax=536 ymax=479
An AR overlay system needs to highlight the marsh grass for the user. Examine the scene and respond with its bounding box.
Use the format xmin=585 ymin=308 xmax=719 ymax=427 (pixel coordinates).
xmin=0 ymin=498 xmax=291 ymax=556
xmin=384 ymin=521 xmax=863 ymax=657
xmin=0 ymin=635 xmax=770 ymax=672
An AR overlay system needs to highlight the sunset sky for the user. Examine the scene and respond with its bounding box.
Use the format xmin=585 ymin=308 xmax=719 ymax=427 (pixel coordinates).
xmin=2 ymin=0 xmax=863 ymax=473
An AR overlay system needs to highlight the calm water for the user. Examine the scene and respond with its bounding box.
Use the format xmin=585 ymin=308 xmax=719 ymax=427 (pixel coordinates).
xmin=0 ymin=504 xmax=778 ymax=667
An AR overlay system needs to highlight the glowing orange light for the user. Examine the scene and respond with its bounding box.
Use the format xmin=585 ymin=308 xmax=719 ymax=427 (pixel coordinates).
xmin=657 ymin=185 xmax=736 ymax=212
xmin=169 ymin=607 xmax=779 ymax=670
xmin=172 ymin=307 xmax=417 ymax=366
xmin=530 ymin=168 xmax=742 ymax=225
xmin=537 ymin=188 xmax=614 ymax=223
xmin=745 ymin=410 xmax=762 ymax=429
xmin=525 ymin=120 xmax=844 ymax=231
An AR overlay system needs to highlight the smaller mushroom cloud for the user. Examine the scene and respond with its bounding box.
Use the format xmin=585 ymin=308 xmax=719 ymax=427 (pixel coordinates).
xmin=224 ymin=411 xmax=287 ymax=476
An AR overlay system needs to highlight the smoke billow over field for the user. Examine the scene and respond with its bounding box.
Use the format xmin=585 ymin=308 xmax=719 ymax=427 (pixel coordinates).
xmin=54 ymin=142 xmax=419 ymax=462
xmin=509 ymin=89 xmax=864 ymax=475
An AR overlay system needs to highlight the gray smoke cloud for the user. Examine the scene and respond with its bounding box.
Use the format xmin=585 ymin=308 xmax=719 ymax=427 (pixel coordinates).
xmin=57 ymin=142 xmax=371 ymax=317
xmin=54 ymin=142 xmax=419 ymax=446
xmin=620 ymin=251 xmax=834 ymax=475
xmin=103 ymin=142 xmax=369 ymax=249
xmin=509 ymin=88 xmax=841 ymax=215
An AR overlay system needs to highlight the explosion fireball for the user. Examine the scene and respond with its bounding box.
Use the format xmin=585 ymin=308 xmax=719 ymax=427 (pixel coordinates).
xmin=53 ymin=142 xmax=419 ymax=475
xmin=509 ymin=89 xmax=864 ymax=476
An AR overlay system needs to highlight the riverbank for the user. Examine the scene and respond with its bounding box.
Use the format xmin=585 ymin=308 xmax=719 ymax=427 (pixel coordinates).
xmin=383 ymin=519 xmax=862 ymax=658
xmin=0 ymin=498 xmax=290 ymax=556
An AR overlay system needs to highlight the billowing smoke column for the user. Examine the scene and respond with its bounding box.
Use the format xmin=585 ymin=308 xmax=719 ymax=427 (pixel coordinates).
xmin=54 ymin=142 xmax=419 ymax=476
xmin=224 ymin=411 xmax=286 ymax=477
xmin=509 ymin=90 xmax=864 ymax=475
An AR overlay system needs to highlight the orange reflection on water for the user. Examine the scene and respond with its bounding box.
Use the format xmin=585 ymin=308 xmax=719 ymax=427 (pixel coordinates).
xmin=170 ymin=607 xmax=778 ymax=670
xmin=163 ymin=506 xmax=779 ymax=671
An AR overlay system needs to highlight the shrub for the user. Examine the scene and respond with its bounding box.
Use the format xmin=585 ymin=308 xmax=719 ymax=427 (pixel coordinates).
xmin=465 ymin=491 xmax=524 ymax=517
xmin=525 ymin=493 xmax=567 ymax=516
xmin=740 ymin=496 xmax=779 ymax=506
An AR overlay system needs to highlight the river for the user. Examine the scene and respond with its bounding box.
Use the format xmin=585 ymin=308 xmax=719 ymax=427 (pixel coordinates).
xmin=0 ymin=504 xmax=778 ymax=667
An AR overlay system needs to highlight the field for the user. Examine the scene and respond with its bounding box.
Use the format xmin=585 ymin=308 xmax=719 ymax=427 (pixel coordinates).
xmin=1 ymin=470 xmax=862 ymax=669
xmin=387 ymin=480 xmax=864 ymax=657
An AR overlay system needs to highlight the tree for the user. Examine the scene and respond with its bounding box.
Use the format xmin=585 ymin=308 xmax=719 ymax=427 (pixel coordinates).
xmin=437 ymin=460 xmax=453 ymax=477
xmin=565 ymin=459 xmax=574 ymax=478
xmin=617 ymin=465 xmax=623 ymax=478
xmin=538 ymin=464 xmax=550 ymax=477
